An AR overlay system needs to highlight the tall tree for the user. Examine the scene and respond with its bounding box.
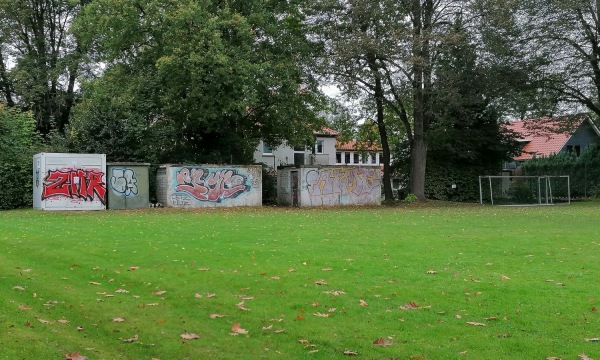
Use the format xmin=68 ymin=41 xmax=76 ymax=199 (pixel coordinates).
xmin=72 ymin=0 xmax=324 ymax=163
xmin=0 ymin=0 xmax=86 ymax=134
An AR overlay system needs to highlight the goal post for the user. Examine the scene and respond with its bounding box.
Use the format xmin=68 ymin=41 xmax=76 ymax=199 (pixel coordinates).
xmin=479 ymin=175 xmax=571 ymax=206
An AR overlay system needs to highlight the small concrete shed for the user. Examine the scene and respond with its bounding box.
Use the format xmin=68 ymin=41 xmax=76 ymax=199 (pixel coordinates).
xmin=277 ymin=166 xmax=382 ymax=207
xmin=107 ymin=163 xmax=151 ymax=210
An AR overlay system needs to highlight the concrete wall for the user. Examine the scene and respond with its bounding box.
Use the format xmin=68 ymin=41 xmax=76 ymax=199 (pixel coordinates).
xmin=107 ymin=163 xmax=150 ymax=209
xmin=278 ymin=166 xmax=382 ymax=207
xmin=156 ymin=165 xmax=262 ymax=208
xmin=33 ymin=153 xmax=107 ymax=210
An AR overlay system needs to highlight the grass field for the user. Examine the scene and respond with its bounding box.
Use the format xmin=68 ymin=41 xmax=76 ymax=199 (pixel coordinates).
xmin=1 ymin=202 xmax=600 ymax=360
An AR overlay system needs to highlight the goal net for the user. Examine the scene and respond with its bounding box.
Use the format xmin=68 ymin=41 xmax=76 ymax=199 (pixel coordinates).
xmin=479 ymin=175 xmax=571 ymax=205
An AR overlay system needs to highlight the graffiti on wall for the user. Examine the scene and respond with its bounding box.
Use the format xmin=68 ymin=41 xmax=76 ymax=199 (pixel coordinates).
xmin=42 ymin=168 xmax=106 ymax=204
xmin=110 ymin=168 xmax=138 ymax=197
xmin=305 ymin=167 xmax=381 ymax=197
xmin=174 ymin=167 xmax=250 ymax=203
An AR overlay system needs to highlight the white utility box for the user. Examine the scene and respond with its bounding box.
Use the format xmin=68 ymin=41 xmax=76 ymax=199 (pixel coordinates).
xmin=33 ymin=153 xmax=107 ymax=210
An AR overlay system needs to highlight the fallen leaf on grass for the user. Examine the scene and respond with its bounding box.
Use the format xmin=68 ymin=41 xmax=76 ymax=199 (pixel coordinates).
xmin=313 ymin=312 xmax=331 ymax=317
xmin=236 ymin=301 xmax=250 ymax=311
xmin=373 ymin=337 xmax=392 ymax=347
xmin=579 ymin=355 xmax=593 ymax=360
xmin=400 ymin=302 xmax=419 ymax=310
xmin=501 ymin=275 xmax=510 ymax=281
xmin=546 ymin=357 xmax=563 ymax=360
xmin=288 ymin=268 xmax=296 ymax=272
xmin=343 ymin=350 xmax=358 ymax=355
xmin=153 ymin=290 xmax=166 ymax=296
xmin=322 ymin=268 xmax=333 ymax=271
xmin=88 ymin=282 xmax=101 ymax=286
xmin=359 ymin=299 xmax=368 ymax=307
xmin=115 ymin=289 xmax=129 ymax=293
xmin=37 ymin=318 xmax=51 ymax=324
xmin=65 ymin=352 xmax=87 ymax=360
xmin=209 ymin=314 xmax=226 ymax=319
xmin=299 ymin=339 xmax=309 ymax=344
xmin=206 ymin=293 xmax=216 ymax=298
xmin=466 ymin=321 xmax=486 ymax=327
xmin=585 ymin=338 xmax=600 ymax=342
xmin=128 ymin=266 xmax=139 ymax=271
xmin=484 ymin=317 xmax=498 ymax=321
xmin=180 ymin=333 xmax=200 ymax=340
xmin=308 ymin=350 xmax=319 ymax=354
xmin=112 ymin=318 xmax=125 ymax=323
xmin=313 ymin=279 xmax=327 ymax=285
xmin=18 ymin=305 xmax=31 ymax=310
xmin=231 ymin=322 xmax=248 ymax=335
xmin=274 ymin=329 xmax=285 ymax=334
xmin=324 ymin=290 xmax=346 ymax=296
xmin=77 ymin=326 xmax=84 ymax=332
xmin=262 ymin=325 xmax=273 ymax=330
xmin=426 ymin=270 xmax=437 ymax=274
xmin=121 ymin=335 xmax=138 ymax=343
xmin=57 ymin=319 xmax=69 ymax=324
xmin=13 ymin=286 xmax=26 ymax=291
xmin=197 ymin=268 xmax=210 ymax=271
xmin=146 ymin=303 xmax=159 ymax=306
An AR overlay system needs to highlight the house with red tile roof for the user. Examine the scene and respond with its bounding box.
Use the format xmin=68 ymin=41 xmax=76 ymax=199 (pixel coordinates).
xmin=254 ymin=127 xmax=385 ymax=168
xmin=504 ymin=114 xmax=600 ymax=168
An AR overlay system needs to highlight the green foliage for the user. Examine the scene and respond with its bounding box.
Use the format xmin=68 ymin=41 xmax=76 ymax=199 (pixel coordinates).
xmin=71 ymin=0 xmax=325 ymax=164
xmin=403 ymin=193 xmax=418 ymax=203
xmin=261 ymin=165 xmax=277 ymax=206
xmin=521 ymin=142 xmax=600 ymax=198
xmin=424 ymin=164 xmax=485 ymax=202
xmin=0 ymin=107 xmax=40 ymax=209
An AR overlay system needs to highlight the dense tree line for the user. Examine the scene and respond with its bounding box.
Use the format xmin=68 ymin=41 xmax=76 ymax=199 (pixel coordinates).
xmin=1 ymin=0 xmax=599 ymax=208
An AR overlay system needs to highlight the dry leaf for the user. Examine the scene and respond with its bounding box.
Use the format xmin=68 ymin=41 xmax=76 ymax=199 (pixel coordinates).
xmin=328 ymin=308 xmax=337 ymax=312
xmin=313 ymin=279 xmax=327 ymax=285
xmin=77 ymin=326 xmax=84 ymax=332
xmin=579 ymin=355 xmax=593 ymax=360
xmin=13 ymin=286 xmax=25 ymax=291
xmin=501 ymin=275 xmax=510 ymax=281
xmin=546 ymin=357 xmax=563 ymax=360
xmin=466 ymin=321 xmax=486 ymax=327
xmin=288 ymin=268 xmax=296 ymax=272
xmin=313 ymin=312 xmax=330 ymax=317
xmin=197 ymin=268 xmax=210 ymax=271
xmin=308 ymin=350 xmax=319 ymax=354
xmin=400 ymin=302 xmax=419 ymax=310
xmin=322 ymin=268 xmax=333 ymax=271
xmin=153 ymin=290 xmax=166 ymax=296
xmin=298 ymin=339 xmax=309 ymax=344
xmin=324 ymin=290 xmax=345 ymax=296
xmin=18 ymin=305 xmax=31 ymax=310
xmin=65 ymin=352 xmax=88 ymax=360
xmin=112 ymin=317 xmax=125 ymax=323
xmin=88 ymin=282 xmax=101 ymax=286
xmin=209 ymin=314 xmax=225 ymax=319
xmin=585 ymin=338 xmax=600 ymax=342
xmin=262 ymin=325 xmax=273 ymax=330
xmin=37 ymin=318 xmax=51 ymax=324
xmin=274 ymin=329 xmax=285 ymax=334
xmin=115 ymin=289 xmax=129 ymax=293
xmin=194 ymin=293 xmax=202 ymax=298
xmin=180 ymin=333 xmax=200 ymax=340
xmin=206 ymin=293 xmax=216 ymax=298
xmin=146 ymin=303 xmax=159 ymax=306
xmin=58 ymin=319 xmax=69 ymax=324
xmin=231 ymin=322 xmax=248 ymax=335
xmin=343 ymin=350 xmax=358 ymax=355
xmin=455 ymin=314 xmax=462 ymax=319
xmin=359 ymin=299 xmax=368 ymax=307
xmin=128 ymin=266 xmax=139 ymax=271
xmin=427 ymin=270 xmax=437 ymax=274
xmin=484 ymin=317 xmax=498 ymax=321
xmin=373 ymin=337 xmax=392 ymax=347
xmin=122 ymin=335 xmax=138 ymax=343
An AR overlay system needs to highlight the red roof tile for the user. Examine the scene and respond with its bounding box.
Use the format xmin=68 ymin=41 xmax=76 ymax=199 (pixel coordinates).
xmin=336 ymin=140 xmax=382 ymax=151
xmin=505 ymin=115 xmax=584 ymax=161
xmin=314 ymin=127 xmax=339 ymax=136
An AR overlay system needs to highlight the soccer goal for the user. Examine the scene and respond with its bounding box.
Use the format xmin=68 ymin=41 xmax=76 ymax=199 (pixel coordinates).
xmin=479 ymin=175 xmax=571 ymax=205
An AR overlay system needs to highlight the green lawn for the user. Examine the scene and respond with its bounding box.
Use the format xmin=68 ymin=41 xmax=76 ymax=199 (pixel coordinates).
xmin=1 ymin=203 xmax=600 ymax=360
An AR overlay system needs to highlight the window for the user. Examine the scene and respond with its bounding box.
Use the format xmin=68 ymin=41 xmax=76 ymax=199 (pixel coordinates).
xmin=315 ymin=140 xmax=324 ymax=154
xmin=353 ymin=153 xmax=360 ymax=164
xmin=345 ymin=153 xmax=351 ymax=164
xmin=370 ymin=152 xmax=377 ymax=164
xmin=566 ymin=145 xmax=581 ymax=156
xmin=263 ymin=142 xmax=273 ymax=155
xmin=336 ymin=152 xmax=342 ymax=164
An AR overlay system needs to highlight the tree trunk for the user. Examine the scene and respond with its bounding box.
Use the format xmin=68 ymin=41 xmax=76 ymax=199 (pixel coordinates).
xmin=374 ymin=71 xmax=394 ymax=201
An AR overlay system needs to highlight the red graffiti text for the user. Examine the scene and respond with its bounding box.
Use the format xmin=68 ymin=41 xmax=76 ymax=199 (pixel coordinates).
xmin=42 ymin=169 xmax=107 ymax=204
xmin=175 ymin=168 xmax=249 ymax=203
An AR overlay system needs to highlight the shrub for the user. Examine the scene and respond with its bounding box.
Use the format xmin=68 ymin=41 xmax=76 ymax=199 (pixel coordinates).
xmin=0 ymin=108 xmax=40 ymax=209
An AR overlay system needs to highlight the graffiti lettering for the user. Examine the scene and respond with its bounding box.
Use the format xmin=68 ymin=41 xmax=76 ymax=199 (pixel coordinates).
xmin=110 ymin=168 xmax=138 ymax=197
xmin=305 ymin=168 xmax=381 ymax=197
xmin=175 ymin=167 xmax=250 ymax=203
xmin=42 ymin=169 xmax=107 ymax=204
